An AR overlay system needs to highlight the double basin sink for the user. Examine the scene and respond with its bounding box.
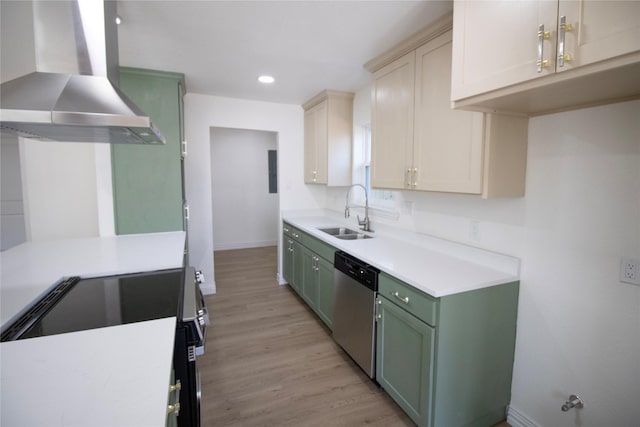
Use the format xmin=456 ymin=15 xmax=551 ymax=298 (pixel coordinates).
xmin=318 ymin=227 xmax=372 ymax=240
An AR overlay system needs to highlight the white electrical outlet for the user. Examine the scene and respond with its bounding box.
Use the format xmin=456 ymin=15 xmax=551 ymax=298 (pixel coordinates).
xmin=620 ymin=257 xmax=640 ymax=286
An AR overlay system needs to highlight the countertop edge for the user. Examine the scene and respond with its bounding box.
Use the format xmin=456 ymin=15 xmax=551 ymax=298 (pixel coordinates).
xmin=283 ymin=214 xmax=520 ymax=298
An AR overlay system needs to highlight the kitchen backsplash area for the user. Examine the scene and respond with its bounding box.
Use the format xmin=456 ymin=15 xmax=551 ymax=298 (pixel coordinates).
xmin=326 ymin=97 xmax=640 ymax=426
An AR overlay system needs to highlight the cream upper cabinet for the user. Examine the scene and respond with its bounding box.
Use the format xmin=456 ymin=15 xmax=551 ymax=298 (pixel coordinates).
xmin=304 ymin=101 xmax=328 ymax=184
xmin=450 ymin=0 xmax=557 ymax=100
xmin=413 ymin=32 xmax=484 ymax=193
xmin=303 ymin=90 xmax=354 ymax=186
xmin=451 ymin=0 xmax=640 ymax=115
xmin=557 ymin=1 xmax=640 ymax=70
xmin=371 ymin=51 xmax=415 ymax=190
xmin=368 ymin=16 xmax=528 ymax=198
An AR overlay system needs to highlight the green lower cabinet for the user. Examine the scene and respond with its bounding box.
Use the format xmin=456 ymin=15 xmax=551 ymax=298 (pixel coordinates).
xmin=282 ymin=234 xmax=293 ymax=283
xmin=315 ymin=256 xmax=334 ymax=328
xmin=281 ymin=223 xmax=335 ymax=329
xmin=376 ymin=275 xmax=519 ymax=427
xmin=291 ymin=240 xmax=304 ymax=295
xmin=376 ymin=295 xmax=434 ymax=426
xmin=301 ymin=247 xmax=319 ymax=307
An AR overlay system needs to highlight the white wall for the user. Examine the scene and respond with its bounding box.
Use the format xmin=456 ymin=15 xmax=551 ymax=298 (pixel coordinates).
xmin=184 ymin=93 xmax=325 ymax=294
xmin=210 ymin=127 xmax=279 ymax=250
xmin=509 ymin=100 xmax=640 ymax=427
xmin=19 ymin=139 xmax=101 ymax=241
xmin=1 ymin=131 xmax=26 ymax=250
xmin=328 ymin=91 xmax=640 ymax=426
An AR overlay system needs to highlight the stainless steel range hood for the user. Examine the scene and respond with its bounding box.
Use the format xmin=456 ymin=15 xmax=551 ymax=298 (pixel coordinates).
xmin=0 ymin=0 xmax=165 ymax=144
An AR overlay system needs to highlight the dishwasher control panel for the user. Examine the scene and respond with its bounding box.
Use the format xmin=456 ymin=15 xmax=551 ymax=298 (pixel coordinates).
xmin=334 ymin=251 xmax=379 ymax=291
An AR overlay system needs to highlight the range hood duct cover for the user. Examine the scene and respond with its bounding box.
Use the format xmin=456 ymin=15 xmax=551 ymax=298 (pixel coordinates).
xmin=0 ymin=0 xmax=165 ymax=144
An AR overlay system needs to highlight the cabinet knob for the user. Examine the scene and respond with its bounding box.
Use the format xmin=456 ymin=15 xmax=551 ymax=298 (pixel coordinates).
xmin=167 ymin=403 xmax=181 ymax=415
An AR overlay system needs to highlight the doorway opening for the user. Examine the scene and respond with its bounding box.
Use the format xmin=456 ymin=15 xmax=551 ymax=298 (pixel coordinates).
xmin=210 ymin=127 xmax=279 ymax=251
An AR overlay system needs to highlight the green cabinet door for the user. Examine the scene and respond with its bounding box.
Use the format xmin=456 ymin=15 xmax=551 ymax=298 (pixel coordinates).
xmin=377 ymin=295 xmax=435 ymax=427
xmin=291 ymin=240 xmax=304 ymax=295
xmin=316 ymin=255 xmax=334 ymax=328
xmin=301 ymin=247 xmax=318 ymax=308
xmin=111 ymin=68 xmax=186 ymax=234
xmin=282 ymin=234 xmax=293 ymax=283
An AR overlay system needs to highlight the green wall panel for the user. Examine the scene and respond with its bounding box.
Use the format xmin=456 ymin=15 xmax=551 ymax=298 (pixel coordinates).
xmin=111 ymin=68 xmax=185 ymax=234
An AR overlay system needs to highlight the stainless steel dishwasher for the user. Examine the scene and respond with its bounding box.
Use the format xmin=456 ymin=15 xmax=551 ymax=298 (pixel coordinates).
xmin=332 ymin=250 xmax=379 ymax=379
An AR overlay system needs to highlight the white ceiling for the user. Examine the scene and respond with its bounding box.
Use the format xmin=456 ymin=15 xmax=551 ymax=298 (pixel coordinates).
xmin=116 ymin=1 xmax=453 ymax=105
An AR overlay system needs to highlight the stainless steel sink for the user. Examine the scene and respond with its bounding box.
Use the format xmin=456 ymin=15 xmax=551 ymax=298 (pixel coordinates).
xmin=334 ymin=233 xmax=372 ymax=240
xmin=318 ymin=227 xmax=372 ymax=240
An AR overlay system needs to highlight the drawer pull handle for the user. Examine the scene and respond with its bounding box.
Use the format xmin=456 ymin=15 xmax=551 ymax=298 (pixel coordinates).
xmin=167 ymin=402 xmax=181 ymax=415
xmin=168 ymin=380 xmax=181 ymax=393
xmin=392 ymin=291 xmax=409 ymax=304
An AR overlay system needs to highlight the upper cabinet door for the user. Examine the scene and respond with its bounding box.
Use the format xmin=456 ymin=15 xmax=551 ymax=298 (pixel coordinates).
xmin=303 ymin=91 xmax=353 ymax=186
xmin=451 ymin=0 xmax=640 ymax=114
xmin=313 ymin=101 xmax=328 ymax=184
xmin=557 ymin=0 xmax=640 ymax=71
xmin=371 ymin=51 xmax=415 ymax=190
xmin=413 ymin=32 xmax=484 ymax=194
xmin=451 ymin=0 xmax=557 ymax=101
xmin=304 ymin=101 xmax=329 ymax=184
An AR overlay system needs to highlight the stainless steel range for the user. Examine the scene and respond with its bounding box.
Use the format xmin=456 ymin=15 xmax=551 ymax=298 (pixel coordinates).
xmin=1 ymin=266 xmax=208 ymax=427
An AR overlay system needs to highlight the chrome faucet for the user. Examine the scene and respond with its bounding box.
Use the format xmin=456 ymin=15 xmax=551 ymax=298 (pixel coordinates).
xmin=345 ymin=184 xmax=371 ymax=232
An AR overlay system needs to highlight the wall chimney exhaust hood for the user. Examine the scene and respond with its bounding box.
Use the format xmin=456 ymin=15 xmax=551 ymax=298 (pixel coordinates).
xmin=0 ymin=0 xmax=165 ymax=145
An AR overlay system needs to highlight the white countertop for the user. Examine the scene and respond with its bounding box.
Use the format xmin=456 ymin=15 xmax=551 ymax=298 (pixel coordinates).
xmin=1 ymin=231 xmax=186 ymax=327
xmin=0 ymin=232 xmax=186 ymax=426
xmin=1 ymin=317 xmax=176 ymax=427
xmin=283 ymin=213 xmax=519 ymax=297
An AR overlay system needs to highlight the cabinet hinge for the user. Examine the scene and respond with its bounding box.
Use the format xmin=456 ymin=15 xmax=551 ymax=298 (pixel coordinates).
xmin=181 ymin=140 xmax=188 ymax=158
xmin=183 ymin=204 xmax=190 ymax=221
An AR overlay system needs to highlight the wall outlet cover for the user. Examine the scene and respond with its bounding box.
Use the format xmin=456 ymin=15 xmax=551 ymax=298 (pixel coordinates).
xmin=620 ymin=257 xmax=640 ymax=286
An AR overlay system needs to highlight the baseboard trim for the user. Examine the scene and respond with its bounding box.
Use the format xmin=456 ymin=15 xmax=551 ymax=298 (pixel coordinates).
xmin=214 ymin=241 xmax=277 ymax=251
xmin=507 ymin=405 xmax=539 ymax=427
xmin=277 ymin=273 xmax=288 ymax=286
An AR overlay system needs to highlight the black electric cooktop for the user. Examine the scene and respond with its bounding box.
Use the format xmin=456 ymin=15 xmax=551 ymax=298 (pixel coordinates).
xmin=2 ymin=269 xmax=184 ymax=341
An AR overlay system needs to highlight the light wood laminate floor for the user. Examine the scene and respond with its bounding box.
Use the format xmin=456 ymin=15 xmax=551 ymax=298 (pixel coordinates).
xmin=199 ymin=246 xmax=510 ymax=427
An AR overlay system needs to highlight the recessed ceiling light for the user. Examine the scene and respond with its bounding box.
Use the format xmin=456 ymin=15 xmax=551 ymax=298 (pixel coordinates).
xmin=258 ymin=75 xmax=275 ymax=84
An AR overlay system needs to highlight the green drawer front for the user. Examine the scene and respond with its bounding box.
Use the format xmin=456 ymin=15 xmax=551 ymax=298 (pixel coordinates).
xmin=283 ymin=222 xmax=294 ymax=237
xmin=379 ymin=273 xmax=439 ymax=326
xmin=283 ymin=223 xmax=303 ymax=242
xmin=303 ymin=233 xmax=336 ymax=263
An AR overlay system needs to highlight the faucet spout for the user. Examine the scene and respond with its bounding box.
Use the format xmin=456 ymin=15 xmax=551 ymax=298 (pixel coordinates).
xmin=345 ymin=184 xmax=371 ymax=232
